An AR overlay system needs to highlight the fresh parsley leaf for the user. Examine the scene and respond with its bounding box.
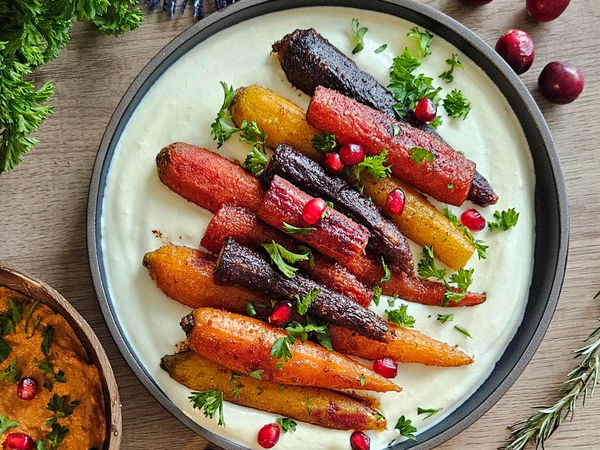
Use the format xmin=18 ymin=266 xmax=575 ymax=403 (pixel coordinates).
xmin=392 ymin=123 xmax=401 ymax=137
xmin=417 ymin=246 xmax=446 ymax=281
xmin=430 ymin=115 xmax=443 ymax=129
xmin=298 ymin=245 xmax=315 ymax=268
xmin=270 ymin=336 xmax=295 ymax=362
xmin=395 ymin=415 xmax=418 ymax=441
xmin=286 ymin=319 xmax=327 ymax=344
xmin=294 ymin=289 xmax=320 ymax=316
xmin=232 ymin=385 xmax=241 ymax=399
xmin=417 ymin=407 xmax=442 ymax=419
xmin=410 ymin=147 xmax=435 ymax=166
xmin=380 ymin=256 xmax=392 ymax=283
xmin=306 ymin=395 xmax=312 ymax=415
xmin=389 ymin=52 xmax=442 ymax=112
xmin=392 ymin=48 xmax=422 ymax=73
xmin=46 ymin=423 xmax=69 ymax=448
xmin=352 ymin=149 xmax=392 ymax=183
xmin=449 ymin=268 xmax=474 ymax=291
xmin=41 ymin=325 xmax=54 ymax=357
xmin=375 ymin=44 xmax=388 ymax=54
xmin=351 ymin=18 xmax=368 ymax=54
xmin=46 ymin=394 xmax=80 ymax=420
xmin=488 ymin=208 xmax=519 ymax=232
xmin=282 ymin=222 xmax=316 ymax=235
xmin=244 ymin=302 xmax=256 ymax=317
xmin=454 ymin=325 xmax=472 ymax=338
xmin=249 ymin=370 xmax=263 ymax=380
xmin=360 ymin=373 xmax=366 ymax=386
xmin=372 ymin=286 xmax=382 ymax=307
xmin=276 ymin=418 xmax=297 ymax=433
xmin=314 ymin=326 xmax=333 ymax=351
xmin=386 ymin=304 xmax=415 ymax=328
xmin=439 ymin=54 xmax=463 ymax=83
xmin=443 ymin=89 xmax=471 ymax=119
xmin=7 ymin=298 xmax=22 ymax=325
xmin=239 ymin=119 xmax=267 ymax=152
xmin=35 ymin=440 xmax=48 ymax=450
xmin=243 ymin=147 xmax=268 ymax=174
xmin=442 ymin=290 xmax=466 ymax=307
xmin=0 ymin=358 xmax=21 ymax=383
xmin=437 ymin=314 xmax=454 ymax=324
xmin=24 ymin=300 xmax=40 ymax=337
xmin=0 ymin=338 xmax=11 ymax=363
xmin=312 ymin=132 xmax=338 ymax=153
xmin=189 ymin=390 xmax=226 ymax=426
xmin=407 ymin=27 xmax=434 ymax=60
xmin=262 ymin=241 xmax=309 ymax=278
xmin=210 ymin=82 xmax=240 ymax=147
xmin=443 ymin=208 xmax=488 ymax=260
xmin=0 ymin=311 xmax=15 ymax=336
xmin=276 ymin=361 xmax=285 ymax=370
xmin=0 ymin=413 xmax=19 ymax=435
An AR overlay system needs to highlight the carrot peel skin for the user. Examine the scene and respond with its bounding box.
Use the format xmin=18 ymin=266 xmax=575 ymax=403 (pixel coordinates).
xmin=307 ymin=86 xmax=476 ymax=206
xmin=182 ymin=308 xmax=401 ymax=393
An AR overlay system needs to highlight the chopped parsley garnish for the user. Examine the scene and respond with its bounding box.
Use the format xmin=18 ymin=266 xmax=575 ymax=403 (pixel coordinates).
xmin=430 ymin=115 xmax=443 ymax=129
xmin=351 ymin=149 xmax=392 ymax=187
xmin=0 ymin=358 xmax=21 ymax=383
xmin=46 ymin=394 xmax=80 ymax=425
xmin=298 ymin=245 xmax=315 ymax=268
xmin=294 ymin=289 xmax=320 ymax=315
xmin=7 ymin=298 xmax=22 ymax=325
xmin=276 ymin=418 xmax=297 ymax=433
xmin=437 ymin=314 xmax=454 ymax=324
xmin=439 ymin=54 xmax=463 ymax=83
xmin=417 ymin=246 xmax=447 ymax=281
xmin=24 ymin=300 xmax=40 ymax=337
xmin=443 ymin=207 xmax=488 ymax=260
xmin=312 ymin=132 xmax=338 ymax=153
xmin=249 ymin=370 xmax=263 ymax=380
xmin=351 ymin=18 xmax=368 ymax=54
xmin=409 ymin=147 xmax=435 ymax=166
xmin=443 ymin=89 xmax=471 ymax=119
xmin=270 ymin=336 xmax=295 ymax=362
xmin=449 ymin=267 xmax=474 ymax=291
xmin=306 ymin=395 xmax=312 ymax=415
xmin=417 ymin=407 xmax=442 ymax=419
xmin=407 ymin=27 xmax=434 ymax=60
xmin=282 ymin=222 xmax=316 ymax=235
xmin=41 ymin=325 xmax=53 ymax=357
xmin=360 ymin=373 xmax=366 ymax=386
xmin=375 ymin=44 xmax=388 ymax=54
xmin=46 ymin=423 xmax=69 ymax=448
xmin=244 ymin=301 xmax=256 ymax=317
xmin=372 ymin=286 xmax=382 ymax=307
xmin=210 ymin=82 xmax=239 ymax=147
xmin=37 ymin=325 xmax=66 ymax=391
xmin=189 ymin=390 xmax=226 ymax=426
xmin=391 ymin=415 xmax=417 ymax=444
xmin=386 ymin=304 xmax=415 ymax=328
xmin=243 ymin=147 xmax=268 ymax=174
xmin=379 ymin=256 xmax=393 ymax=283
xmin=0 ymin=413 xmax=19 ymax=435
xmin=488 ymin=208 xmax=519 ymax=232
xmin=239 ymin=119 xmax=268 ymax=174
xmin=454 ymin=325 xmax=472 ymax=338
xmin=285 ymin=318 xmax=328 ymax=344
xmin=262 ymin=241 xmax=310 ymax=278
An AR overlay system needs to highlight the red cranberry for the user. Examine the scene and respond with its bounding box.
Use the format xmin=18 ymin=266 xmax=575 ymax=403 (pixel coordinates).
xmin=302 ymin=198 xmax=327 ymax=225
xmin=385 ymin=189 xmax=406 ymax=216
xmin=257 ymin=423 xmax=280 ymax=449
xmin=459 ymin=0 xmax=493 ymax=5
xmin=17 ymin=377 xmax=38 ymax=400
xmin=526 ymin=0 xmax=570 ymax=21
xmin=415 ymin=98 xmax=437 ymax=123
xmin=3 ymin=433 xmax=35 ymax=450
xmin=350 ymin=431 xmax=371 ymax=450
xmin=268 ymin=301 xmax=294 ymax=327
xmin=323 ymin=151 xmax=345 ymax=175
xmin=460 ymin=209 xmax=486 ymax=231
xmin=339 ymin=144 xmax=365 ymax=166
xmin=373 ymin=357 xmax=398 ymax=379
xmin=538 ymin=61 xmax=584 ymax=104
xmin=495 ymin=30 xmax=534 ymax=75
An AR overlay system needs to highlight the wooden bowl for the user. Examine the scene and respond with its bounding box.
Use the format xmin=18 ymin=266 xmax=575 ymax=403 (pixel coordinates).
xmin=0 ymin=261 xmax=121 ymax=450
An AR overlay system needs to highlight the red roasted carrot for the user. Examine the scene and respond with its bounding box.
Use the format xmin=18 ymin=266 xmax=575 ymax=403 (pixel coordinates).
xmin=156 ymin=142 xmax=265 ymax=214
xmin=201 ymin=205 xmax=374 ymax=307
xmin=306 ymin=86 xmax=477 ymax=206
xmin=258 ymin=175 xmax=370 ymax=264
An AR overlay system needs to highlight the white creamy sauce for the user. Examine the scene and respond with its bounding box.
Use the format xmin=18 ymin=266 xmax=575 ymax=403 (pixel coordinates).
xmin=101 ymin=7 xmax=535 ymax=450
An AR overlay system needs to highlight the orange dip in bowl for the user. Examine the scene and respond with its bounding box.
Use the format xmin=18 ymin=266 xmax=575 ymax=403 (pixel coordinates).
xmin=0 ymin=287 xmax=106 ymax=449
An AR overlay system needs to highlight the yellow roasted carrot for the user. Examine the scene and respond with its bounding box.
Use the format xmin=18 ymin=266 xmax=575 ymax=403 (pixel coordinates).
xmin=161 ymin=351 xmax=387 ymax=430
xmin=182 ymin=308 xmax=401 ymax=393
xmin=329 ymin=324 xmax=473 ymax=367
xmin=229 ymin=85 xmax=475 ymax=269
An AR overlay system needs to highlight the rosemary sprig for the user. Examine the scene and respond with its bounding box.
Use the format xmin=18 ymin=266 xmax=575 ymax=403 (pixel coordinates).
xmin=501 ymin=294 xmax=600 ymax=449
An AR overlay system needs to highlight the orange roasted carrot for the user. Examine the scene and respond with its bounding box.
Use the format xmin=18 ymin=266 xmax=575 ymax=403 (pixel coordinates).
xmin=182 ymin=308 xmax=401 ymax=393
xmin=258 ymin=175 xmax=370 ymax=265
xmin=306 ymin=86 xmax=476 ymax=206
xmin=201 ymin=205 xmax=373 ymax=307
xmin=329 ymin=325 xmax=473 ymax=367
xmin=156 ymin=142 xmax=265 ymax=214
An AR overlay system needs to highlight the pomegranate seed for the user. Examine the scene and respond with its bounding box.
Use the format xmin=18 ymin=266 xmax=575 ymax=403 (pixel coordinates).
xmin=495 ymin=30 xmax=535 ymax=75
xmin=302 ymin=198 xmax=327 ymax=225
xmin=268 ymin=301 xmax=294 ymax=327
xmin=414 ymin=98 xmax=437 ymax=123
xmin=460 ymin=209 xmax=486 ymax=231
xmin=339 ymin=144 xmax=365 ymax=166
xmin=17 ymin=377 xmax=38 ymax=400
xmin=526 ymin=0 xmax=570 ymax=22
xmin=385 ymin=189 xmax=406 ymax=216
xmin=323 ymin=151 xmax=345 ymax=174
xmin=373 ymin=357 xmax=398 ymax=379
xmin=257 ymin=423 xmax=280 ymax=449
xmin=350 ymin=431 xmax=371 ymax=450
xmin=3 ymin=433 xmax=35 ymax=450
xmin=538 ymin=61 xmax=584 ymax=104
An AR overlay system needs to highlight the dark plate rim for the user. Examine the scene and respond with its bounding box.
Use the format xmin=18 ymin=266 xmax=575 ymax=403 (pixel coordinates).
xmin=86 ymin=1 xmax=569 ymax=449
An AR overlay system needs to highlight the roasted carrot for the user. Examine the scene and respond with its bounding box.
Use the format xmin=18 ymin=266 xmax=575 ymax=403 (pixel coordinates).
xmin=201 ymin=205 xmax=374 ymax=307
xmin=307 ymin=86 xmax=476 ymax=206
xmin=214 ymin=239 xmax=388 ymax=341
xmin=156 ymin=142 xmax=265 ymax=214
xmin=142 ymin=245 xmax=268 ymax=314
xmin=182 ymin=308 xmax=401 ymax=392
xmin=258 ymin=175 xmax=370 ymax=265
xmin=272 ymin=29 xmax=497 ymax=207
xmin=228 ymin=85 xmax=475 ymax=270
xmin=329 ymin=325 xmax=473 ymax=367
xmin=260 ymin=144 xmax=413 ymax=273
xmin=161 ymin=351 xmax=387 ymax=430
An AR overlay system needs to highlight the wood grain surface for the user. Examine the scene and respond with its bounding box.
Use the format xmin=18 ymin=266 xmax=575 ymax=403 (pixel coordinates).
xmin=1 ymin=0 xmax=599 ymax=449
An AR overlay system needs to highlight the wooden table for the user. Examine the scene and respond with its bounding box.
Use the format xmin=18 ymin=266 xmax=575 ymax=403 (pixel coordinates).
xmin=1 ymin=0 xmax=599 ymax=448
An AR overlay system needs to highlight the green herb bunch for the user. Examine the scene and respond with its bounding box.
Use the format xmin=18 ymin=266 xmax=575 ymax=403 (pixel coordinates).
xmin=0 ymin=0 xmax=143 ymax=174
